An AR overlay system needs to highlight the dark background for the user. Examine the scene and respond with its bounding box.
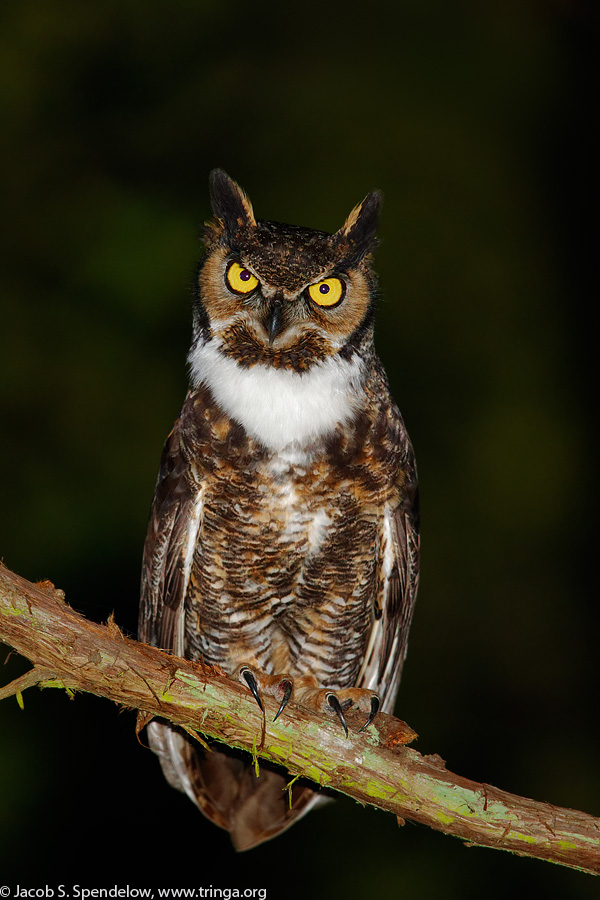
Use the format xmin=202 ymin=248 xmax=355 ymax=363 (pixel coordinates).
xmin=0 ymin=1 xmax=597 ymax=897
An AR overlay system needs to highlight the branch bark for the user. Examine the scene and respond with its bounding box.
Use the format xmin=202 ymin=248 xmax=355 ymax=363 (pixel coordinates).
xmin=1 ymin=562 xmax=598 ymax=874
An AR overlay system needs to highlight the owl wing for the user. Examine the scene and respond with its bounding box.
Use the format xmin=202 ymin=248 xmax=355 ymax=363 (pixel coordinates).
xmin=139 ymin=412 xmax=215 ymax=805
xmin=139 ymin=418 xmax=204 ymax=656
xmin=358 ymin=450 xmax=420 ymax=714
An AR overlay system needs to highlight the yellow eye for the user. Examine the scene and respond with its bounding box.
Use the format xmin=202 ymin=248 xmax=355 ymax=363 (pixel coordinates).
xmin=307 ymin=277 xmax=344 ymax=308
xmin=226 ymin=261 xmax=259 ymax=294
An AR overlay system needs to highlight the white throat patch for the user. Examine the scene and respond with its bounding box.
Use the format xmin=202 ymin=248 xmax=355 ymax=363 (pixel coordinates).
xmin=188 ymin=338 xmax=365 ymax=451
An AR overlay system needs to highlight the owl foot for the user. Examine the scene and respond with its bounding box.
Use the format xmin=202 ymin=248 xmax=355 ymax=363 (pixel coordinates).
xmin=237 ymin=666 xmax=293 ymax=722
xmin=294 ymin=685 xmax=381 ymax=735
xmin=236 ymin=667 xmax=380 ymax=734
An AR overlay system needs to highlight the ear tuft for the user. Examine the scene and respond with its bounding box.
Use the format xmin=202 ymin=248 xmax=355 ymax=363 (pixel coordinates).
xmin=336 ymin=190 xmax=382 ymax=261
xmin=208 ymin=169 xmax=256 ymax=237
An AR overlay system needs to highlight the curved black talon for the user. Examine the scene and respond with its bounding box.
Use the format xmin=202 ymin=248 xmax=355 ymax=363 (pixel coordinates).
xmin=358 ymin=695 xmax=380 ymax=732
xmin=327 ymin=693 xmax=349 ymax=737
xmin=273 ymin=680 xmax=293 ymax=723
xmin=241 ymin=668 xmax=263 ymax=712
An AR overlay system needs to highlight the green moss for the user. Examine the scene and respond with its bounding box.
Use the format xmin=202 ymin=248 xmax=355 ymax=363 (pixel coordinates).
xmin=510 ymin=832 xmax=537 ymax=844
xmin=358 ymin=779 xmax=402 ymax=802
xmin=437 ymin=813 xmax=455 ymax=825
xmin=160 ymin=690 xmax=175 ymax=702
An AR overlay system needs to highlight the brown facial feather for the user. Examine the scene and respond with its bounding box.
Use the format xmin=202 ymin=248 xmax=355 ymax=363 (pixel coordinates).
xmin=218 ymin=322 xmax=331 ymax=371
xmin=197 ymin=234 xmax=375 ymax=359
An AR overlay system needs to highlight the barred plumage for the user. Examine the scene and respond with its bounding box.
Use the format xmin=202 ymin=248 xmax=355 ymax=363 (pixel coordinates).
xmin=139 ymin=171 xmax=419 ymax=850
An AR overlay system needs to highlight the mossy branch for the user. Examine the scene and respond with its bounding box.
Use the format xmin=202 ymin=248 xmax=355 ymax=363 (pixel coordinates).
xmin=1 ymin=562 xmax=599 ymax=874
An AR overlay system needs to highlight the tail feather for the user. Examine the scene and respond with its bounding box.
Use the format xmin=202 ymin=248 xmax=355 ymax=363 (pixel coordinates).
xmin=147 ymin=722 xmax=321 ymax=850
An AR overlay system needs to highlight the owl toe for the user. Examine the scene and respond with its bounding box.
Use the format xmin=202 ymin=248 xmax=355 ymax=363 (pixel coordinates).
xmin=238 ymin=665 xmax=264 ymax=711
xmin=358 ymin=694 xmax=380 ymax=732
xmin=273 ymin=678 xmax=293 ymax=722
xmin=326 ymin=692 xmax=349 ymax=737
xmin=235 ymin=665 xmax=296 ymax=722
xmin=325 ymin=689 xmax=380 ymax=734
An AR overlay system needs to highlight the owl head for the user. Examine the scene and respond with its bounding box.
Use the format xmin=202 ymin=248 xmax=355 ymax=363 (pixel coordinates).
xmin=192 ymin=170 xmax=382 ymax=374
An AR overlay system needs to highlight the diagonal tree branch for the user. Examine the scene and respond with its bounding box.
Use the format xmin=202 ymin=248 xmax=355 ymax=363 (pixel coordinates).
xmin=1 ymin=562 xmax=599 ymax=874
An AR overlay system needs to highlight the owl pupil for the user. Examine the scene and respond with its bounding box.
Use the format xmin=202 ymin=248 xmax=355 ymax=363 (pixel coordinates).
xmin=319 ymin=283 xmax=330 ymax=294
xmin=240 ymin=269 xmax=251 ymax=281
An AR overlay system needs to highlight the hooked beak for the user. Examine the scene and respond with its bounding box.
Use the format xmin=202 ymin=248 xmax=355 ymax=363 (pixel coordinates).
xmin=265 ymin=296 xmax=286 ymax=345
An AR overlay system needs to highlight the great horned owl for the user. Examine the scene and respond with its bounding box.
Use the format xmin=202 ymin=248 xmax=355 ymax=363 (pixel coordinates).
xmin=139 ymin=170 xmax=419 ymax=850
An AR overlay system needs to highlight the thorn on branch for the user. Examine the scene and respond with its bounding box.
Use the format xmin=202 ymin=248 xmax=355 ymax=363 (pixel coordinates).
xmin=35 ymin=580 xmax=66 ymax=603
xmin=135 ymin=710 xmax=155 ymax=746
xmin=0 ymin=666 xmax=57 ymax=702
xmin=106 ymin=613 xmax=126 ymax=641
xmin=181 ymin=724 xmax=211 ymax=752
